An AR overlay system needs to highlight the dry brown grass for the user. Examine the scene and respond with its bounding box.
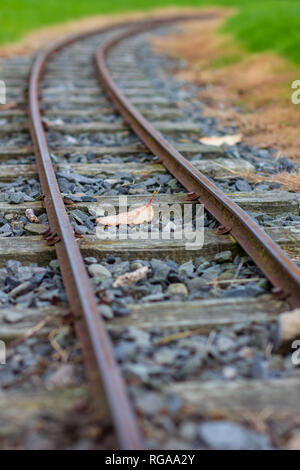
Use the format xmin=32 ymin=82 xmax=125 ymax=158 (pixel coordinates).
xmin=238 ymin=170 xmax=300 ymax=193
xmin=153 ymin=16 xmax=300 ymax=164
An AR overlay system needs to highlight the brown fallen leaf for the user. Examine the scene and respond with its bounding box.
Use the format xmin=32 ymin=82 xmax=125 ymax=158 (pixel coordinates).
xmin=113 ymin=266 xmax=149 ymax=288
xmin=25 ymin=208 xmax=39 ymax=223
xmin=96 ymin=191 xmax=156 ymax=227
xmin=199 ymin=134 xmax=242 ymax=146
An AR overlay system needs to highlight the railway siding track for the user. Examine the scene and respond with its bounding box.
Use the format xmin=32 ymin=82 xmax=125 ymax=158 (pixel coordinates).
xmin=0 ymin=15 xmax=300 ymax=450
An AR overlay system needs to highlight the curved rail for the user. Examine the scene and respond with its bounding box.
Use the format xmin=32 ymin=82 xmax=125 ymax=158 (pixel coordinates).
xmin=28 ymin=20 xmax=144 ymax=450
xmin=95 ymin=23 xmax=300 ymax=308
xmin=27 ymin=13 xmax=214 ymax=451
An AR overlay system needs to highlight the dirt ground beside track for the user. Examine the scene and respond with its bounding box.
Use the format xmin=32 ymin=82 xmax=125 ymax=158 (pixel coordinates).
xmin=153 ymin=14 xmax=300 ymax=166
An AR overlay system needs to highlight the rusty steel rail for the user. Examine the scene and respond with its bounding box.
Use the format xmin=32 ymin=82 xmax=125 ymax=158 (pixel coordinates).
xmin=27 ymin=13 xmax=216 ymax=450
xmin=95 ymin=22 xmax=300 ymax=309
xmin=27 ymin=13 xmax=213 ymax=451
xmin=28 ymin=20 xmax=144 ymax=450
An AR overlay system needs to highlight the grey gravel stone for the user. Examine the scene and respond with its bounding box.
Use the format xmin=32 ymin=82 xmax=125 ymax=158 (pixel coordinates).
xmin=24 ymin=433 xmax=55 ymax=451
xmin=84 ymin=256 xmax=98 ymax=264
xmin=154 ymin=347 xmax=178 ymax=365
xmin=122 ymin=363 xmax=149 ymax=381
xmin=6 ymin=259 xmax=21 ymax=273
xmin=142 ymin=293 xmax=165 ymax=302
xmin=0 ymin=223 xmax=12 ymax=234
xmin=187 ymin=277 xmax=208 ymax=291
xmin=167 ymin=283 xmax=188 ymax=297
xmin=200 ymin=265 xmax=222 ymax=281
xmin=179 ymin=422 xmax=197 ymax=441
xmin=150 ymin=259 xmax=170 ymax=282
xmin=198 ymin=421 xmax=271 ymax=449
xmin=24 ymin=223 xmax=48 ymax=234
xmin=178 ymin=260 xmax=194 ymax=278
xmin=4 ymin=311 xmax=23 ymax=323
xmin=98 ymin=304 xmax=114 ymax=319
xmin=17 ymin=266 xmax=35 ymax=282
xmin=214 ymin=251 xmax=232 ymax=263
xmin=113 ymin=304 xmax=130 ymax=317
xmin=9 ymin=192 xmax=25 ymax=204
xmin=109 ymin=261 xmax=130 ymax=276
xmin=179 ymin=353 xmax=204 ymax=376
xmin=235 ymin=179 xmax=252 ymax=192
xmin=123 ymin=326 xmax=150 ymax=347
xmin=114 ymin=341 xmax=137 ymax=361
xmin=251 ymin=357 xmax=269 ymax=379
xmin=165 ymin=259 xmax=178 ymax=270
xmin=135 ymin=392 xmax=165 ymax=415
xmin=88 ymin=263 xmax=111 ymax=282
xmin=222 ymin=365 xmax=237 ymax=379
xmin=222 ymin=284 xmax=264 ymax=298
xmin=166 ymin=393 xmax=183 ymax=415
xmin=217 ymin=335 xmax=236 ymax=353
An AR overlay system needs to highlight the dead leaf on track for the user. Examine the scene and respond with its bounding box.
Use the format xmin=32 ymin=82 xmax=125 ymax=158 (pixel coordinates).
xmin=199 ymin=134 xmax=242 ymax=146
xmin=96 ymin=191 xmax=156 ymax=227
xmin=25 ymin=208 xmax=39 ymax=223
xmin=113 ymin=266 xmax=149 ymax=288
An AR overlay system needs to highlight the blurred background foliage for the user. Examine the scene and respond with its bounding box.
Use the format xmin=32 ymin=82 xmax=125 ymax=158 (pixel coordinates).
xmin=0 ymin=1 xmax=299 ymax=64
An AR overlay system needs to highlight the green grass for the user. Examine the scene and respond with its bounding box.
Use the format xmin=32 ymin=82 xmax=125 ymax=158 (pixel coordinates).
xmin=222 ymin=2 xmax=300 ymax=65
xmin=1 ymin=1 xmax=300 ymax=65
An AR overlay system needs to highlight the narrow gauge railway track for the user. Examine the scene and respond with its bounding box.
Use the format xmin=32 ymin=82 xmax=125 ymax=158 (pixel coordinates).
xmin=0 ymin=15 xmax=300 ymax=450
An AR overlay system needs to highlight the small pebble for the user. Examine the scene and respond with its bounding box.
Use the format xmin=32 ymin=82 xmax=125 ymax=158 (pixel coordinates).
xmin=88 ymin=264 xmax=112 ymax=282
xmin=167 ymin=283 xmax=188 ymax=297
